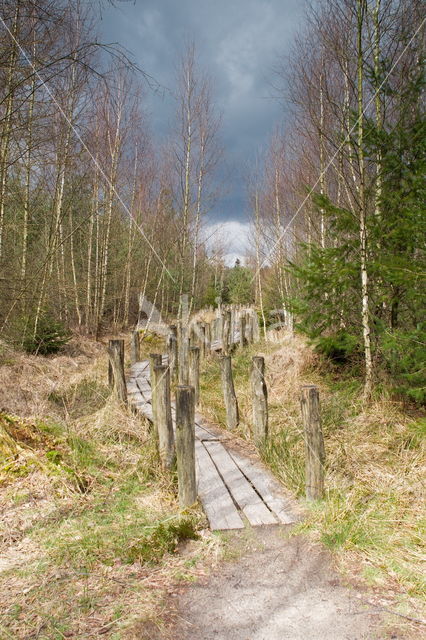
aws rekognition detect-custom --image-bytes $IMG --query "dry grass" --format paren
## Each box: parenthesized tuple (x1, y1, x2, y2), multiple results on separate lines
(0, 334, 106, 420)
(200, 333, 426, 636)
(191, 309, 216, 325)
(0, 333, 225, 639)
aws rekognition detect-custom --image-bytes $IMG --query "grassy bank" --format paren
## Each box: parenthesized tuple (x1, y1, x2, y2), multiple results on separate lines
(200, 334, 425, 631)
(0, 333, 217, 640)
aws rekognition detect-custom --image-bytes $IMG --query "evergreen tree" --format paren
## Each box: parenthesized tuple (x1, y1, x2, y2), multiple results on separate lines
(225, 260, 254, 305)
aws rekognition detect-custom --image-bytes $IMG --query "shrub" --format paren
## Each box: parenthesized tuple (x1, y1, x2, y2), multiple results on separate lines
(22, 314, 71, 355)
(381, 326, 426, 404)
(315, 331, 360, 364)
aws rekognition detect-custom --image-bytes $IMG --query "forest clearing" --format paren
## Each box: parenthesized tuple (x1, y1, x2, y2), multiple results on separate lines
(0, 0, 424, 638)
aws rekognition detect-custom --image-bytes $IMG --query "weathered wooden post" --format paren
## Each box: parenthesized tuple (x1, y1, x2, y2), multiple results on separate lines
(204, 322, 211, 355)
(108, 339, 127, 404)
(149, 353, 163, 427)
(222, 310, 231, 355)
(198, 323, 206, 358)
(220, 355, 239, 430)
(108, 338, 124, 388)
(154, 364, 175, 469)
(212, 317, 220, 342)
(167, 325, 178, 378)
(231, 306, 238, 346)
(180, 292, 189, 326)
(239, 314, 247, 348)
(245, 311, 254, 344)
(217, 313, 223, 344)
(178, 324, 189, 385)
(189, 346, 200, 406)
(130, 330, 140, 365)
(300, 385, 325, 500)
(189, 322, 197, 349)
(251, 356, 268, 443)
(175, 385, 197, 507)
(250, 309, 260, 342)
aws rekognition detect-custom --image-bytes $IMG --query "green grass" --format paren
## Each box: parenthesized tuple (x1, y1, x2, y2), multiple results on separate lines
(36, 468, 200, 569)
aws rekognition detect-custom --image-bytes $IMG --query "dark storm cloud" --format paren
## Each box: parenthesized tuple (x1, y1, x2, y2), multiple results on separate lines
(100, 0, 306, 228)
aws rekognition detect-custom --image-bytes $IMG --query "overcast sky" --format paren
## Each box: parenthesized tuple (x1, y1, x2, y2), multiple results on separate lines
(99, 0, 307, 261)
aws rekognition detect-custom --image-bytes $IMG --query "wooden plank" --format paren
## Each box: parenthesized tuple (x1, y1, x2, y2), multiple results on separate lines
(195, 424, 220, 441)
(195, 441, 244, 530)
(211, 339, 221, 352)
(134, 401, 154, 421)
(131, 363, 148, 375)
(135, 379, 152, 401)
(128, 391, 143, 400)
(229, 451, 296, 524)
(170, 404, 217, 441)
(194, 412, 220, 440)
(204, 441, 277, 526)
(141, 380, 151, 392)
(136, 379, 151, 392)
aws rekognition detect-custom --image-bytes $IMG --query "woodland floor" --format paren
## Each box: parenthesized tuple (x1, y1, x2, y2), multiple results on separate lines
(0, 330, 424, 639)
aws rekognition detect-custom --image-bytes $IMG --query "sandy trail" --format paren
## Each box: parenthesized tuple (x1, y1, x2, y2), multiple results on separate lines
(173, 528, 387, 640)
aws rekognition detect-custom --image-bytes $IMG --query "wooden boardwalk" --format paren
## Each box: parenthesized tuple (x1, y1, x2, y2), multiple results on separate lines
(127, 353, 297, 531)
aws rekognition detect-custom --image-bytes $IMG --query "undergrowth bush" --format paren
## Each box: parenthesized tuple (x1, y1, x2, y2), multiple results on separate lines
(381, 326, 426, 405)
(314, 331, 360, 364)
(21, 314, 71, 355)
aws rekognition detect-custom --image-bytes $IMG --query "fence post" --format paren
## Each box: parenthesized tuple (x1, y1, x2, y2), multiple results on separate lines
(154, 364, 175, 469)
(180, 292, 189, 326)
(231, 306, 238, 345)
(178, 324, 189, 385)
(189, 346, 200, 406)
(251, 356, 268, 443)
(300, 385, 325, 500)
(239, 314, 247, 348)
(175, 386, 197, 507)
(222, 310, 231, 355)
(108, 338, 124, 388)
(220, 355, 239, 430)
(245, 311, 253, 344)
(189, 322, 197, 349)
(198, 323, 206, 358)
(217, 313, 223, 344)
(149, 353, 163, 429)
(108, 339, 127, 405)
(213, 317, 220, 342)
(130, 330, 140, 364)
(252, 309, 260, 342)
(167, 324, 178, 378)
(204, 322, 211, 355)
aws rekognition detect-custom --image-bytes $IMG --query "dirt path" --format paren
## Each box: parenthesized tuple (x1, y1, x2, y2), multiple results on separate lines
(172, 527, 388, 640)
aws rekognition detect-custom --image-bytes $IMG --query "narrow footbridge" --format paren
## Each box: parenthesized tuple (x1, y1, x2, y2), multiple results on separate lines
(127, 355, 296, 531)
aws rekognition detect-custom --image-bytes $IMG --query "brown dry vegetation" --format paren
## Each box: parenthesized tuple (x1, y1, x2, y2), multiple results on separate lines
(0, 333, 223, 639)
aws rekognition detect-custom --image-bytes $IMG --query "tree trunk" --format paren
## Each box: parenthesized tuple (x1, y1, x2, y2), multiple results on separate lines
(357, 0, 373, 399)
